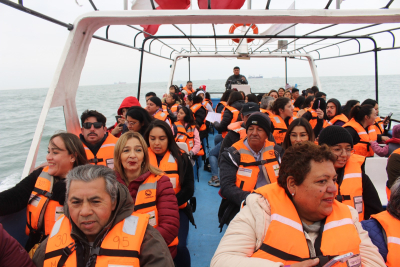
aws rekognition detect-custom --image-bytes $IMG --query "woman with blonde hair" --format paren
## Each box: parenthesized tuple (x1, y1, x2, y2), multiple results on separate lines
(114, 132, 180, 258)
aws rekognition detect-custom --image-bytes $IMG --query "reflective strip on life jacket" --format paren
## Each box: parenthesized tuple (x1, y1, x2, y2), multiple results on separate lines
(270, 115, 292, 145)
(252, 183, 361, 266)
(372, 211, 400, 267)
(26, 166, 64, 236)
(175, 121, 195, 151)
(84, 134, 118, 168)
(323, 114, 349, 128)
(44, 213, 148, 267)
(336, 154, 365, 221)
(227, 121, 247, 139)
(231, 139, 279, 192)
(343, 119, 375, 157)
(221, 105, 240, 138)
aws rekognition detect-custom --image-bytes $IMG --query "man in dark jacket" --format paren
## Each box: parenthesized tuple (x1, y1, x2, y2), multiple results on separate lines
(218, 113, 284, 231)
(225, 66, 248, 90)
(33, 165, 174, 267)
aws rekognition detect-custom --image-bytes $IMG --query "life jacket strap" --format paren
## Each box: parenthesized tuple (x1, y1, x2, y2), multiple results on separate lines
(134, 201, 157, 211)
(164, 170, 179, 175)
(33, 187, 53, 198)
(335, 195, 351, 202)
(274, 128, 288, 133)
(239, 158, 278, 167)
(44, 242, 76, 267)
(90, 247, 139, 258)
(88, 158, 104, 164)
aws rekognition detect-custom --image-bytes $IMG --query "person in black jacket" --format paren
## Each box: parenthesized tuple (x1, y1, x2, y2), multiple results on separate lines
(225, 66, 248, 90)
(144, 120, 195, 267)
(0, 132, 87, 252)
(186, 94, 207, 140)
(213, 91, 244, 135)
(318, 126, 383, 220)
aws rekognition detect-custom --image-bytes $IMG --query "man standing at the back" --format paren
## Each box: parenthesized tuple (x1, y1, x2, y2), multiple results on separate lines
(225, 66, 248, 90)
(80, 109, 118, 168)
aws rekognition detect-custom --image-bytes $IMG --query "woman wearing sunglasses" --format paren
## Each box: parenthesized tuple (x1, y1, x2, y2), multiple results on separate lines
(144, 120, 195, 267)
(0, 132, 87, 254)
(318, 126, 383, 221)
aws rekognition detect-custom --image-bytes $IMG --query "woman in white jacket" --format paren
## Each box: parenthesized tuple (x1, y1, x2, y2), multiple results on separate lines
(211, 142, 385, 267)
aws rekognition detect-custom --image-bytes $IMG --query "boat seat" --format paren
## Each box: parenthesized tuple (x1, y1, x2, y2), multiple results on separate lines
(365, 156, 388, 206)
(177, 142, 189, 154)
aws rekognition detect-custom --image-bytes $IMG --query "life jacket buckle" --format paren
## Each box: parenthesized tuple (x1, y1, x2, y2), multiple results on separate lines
(63, 242, 76, 256)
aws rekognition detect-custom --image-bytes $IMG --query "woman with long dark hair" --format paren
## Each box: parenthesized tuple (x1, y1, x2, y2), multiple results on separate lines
(125, 106, 153, 136)
(215, 90, 233, 113)
(281, 118, 315, 149)
(269, 97, 294, 145)
(342, 100, 360, 119)
(343, 104, 378, 157)
(175, 106, 201, 156)
(144, 120, 195, 267)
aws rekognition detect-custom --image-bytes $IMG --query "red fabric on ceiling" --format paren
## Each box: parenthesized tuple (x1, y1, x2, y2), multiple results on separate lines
(198, 0, 245, 9)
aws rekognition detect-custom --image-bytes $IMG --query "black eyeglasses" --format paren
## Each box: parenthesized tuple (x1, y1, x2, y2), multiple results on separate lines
(82, 122, 103, 129)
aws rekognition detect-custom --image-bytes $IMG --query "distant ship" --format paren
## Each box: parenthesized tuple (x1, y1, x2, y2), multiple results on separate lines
(248, 75, 263, 78)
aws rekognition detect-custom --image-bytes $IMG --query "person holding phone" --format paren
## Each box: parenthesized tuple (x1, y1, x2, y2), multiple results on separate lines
(302, 97, 326, 138)
(362, 99, 390, 142)
(109, 96, 141, 137)
(211, 142, 385, 267)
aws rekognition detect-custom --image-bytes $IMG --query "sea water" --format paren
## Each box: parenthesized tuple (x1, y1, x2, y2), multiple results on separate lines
(1, 75, 399, 191)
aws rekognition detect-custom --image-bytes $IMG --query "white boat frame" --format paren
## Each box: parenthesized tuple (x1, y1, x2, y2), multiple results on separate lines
(21, 9, 400, 179)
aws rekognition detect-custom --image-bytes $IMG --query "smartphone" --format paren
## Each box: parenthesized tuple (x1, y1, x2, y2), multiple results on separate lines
(115, 115, 122, 122)
(323, 252, 354, 267)
(318, 100, 320, 109)
(387, 112, 393, 118)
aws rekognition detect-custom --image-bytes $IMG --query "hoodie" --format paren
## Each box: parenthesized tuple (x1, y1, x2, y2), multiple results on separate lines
(32, 182, 174, 267)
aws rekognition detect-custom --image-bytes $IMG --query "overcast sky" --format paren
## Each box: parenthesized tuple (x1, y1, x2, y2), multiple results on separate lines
(0, 0, 399, 90)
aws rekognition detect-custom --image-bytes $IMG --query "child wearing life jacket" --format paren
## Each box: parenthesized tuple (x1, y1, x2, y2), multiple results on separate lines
(370, 124, 400, 157)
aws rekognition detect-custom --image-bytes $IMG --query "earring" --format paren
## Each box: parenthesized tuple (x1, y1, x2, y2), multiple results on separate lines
(292, 192, 295, 196)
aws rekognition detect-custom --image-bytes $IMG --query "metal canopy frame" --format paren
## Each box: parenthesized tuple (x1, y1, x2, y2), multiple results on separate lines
(1, 1, 400, 176)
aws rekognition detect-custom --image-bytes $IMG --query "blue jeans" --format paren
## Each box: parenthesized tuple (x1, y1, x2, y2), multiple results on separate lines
(209, 142, 221, 177)
(173, 210, 191, 267)
(214, 134, 223, 146)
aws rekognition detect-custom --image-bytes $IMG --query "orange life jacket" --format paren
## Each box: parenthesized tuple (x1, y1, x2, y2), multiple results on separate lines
(205, 98, 213, 107)
(308, 109, 326, 129)
(343, 118, 375, 157)
(293, 107, 299, 117)
(336, 154, 365, 221)
(182, 86, 194, 95)
(215, 101, 227, 112)
(221, 105, 240, 138)
(148, 149, 187, 209)
(227, 121, 247, 139)
(323, 113, 349, 128)
(270, 115, 293, 145)
(373, 117, 385, 135)
(260, 108, 273, 116)
(83, 133, 118, 167)
(190, 103, 207, 132)
(252, 183, 361, 266)
(169, 103, 179, 113)
(154, 109, 171, 125)
(231, 139, 279, 192)
(26, 166, 64, 236)
(43, 212, 148, 267)
(175, 121, 195, 152)
(371, 211, 400, 267)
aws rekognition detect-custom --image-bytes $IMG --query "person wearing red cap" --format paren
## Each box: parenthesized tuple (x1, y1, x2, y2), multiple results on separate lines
(109, 96, 141, 137)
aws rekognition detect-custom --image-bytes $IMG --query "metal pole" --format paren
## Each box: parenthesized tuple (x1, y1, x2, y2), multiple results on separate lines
(336, 0, 340, 9)
(374, 49, 379, 102)
(285, 57, 288, 85)
(247, 0, 251, 9)
(188, 57, 191, 81)
(137, 40, 147, 99)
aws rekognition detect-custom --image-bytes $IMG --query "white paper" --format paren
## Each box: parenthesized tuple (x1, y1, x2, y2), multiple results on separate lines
(206, 112, 221, 123)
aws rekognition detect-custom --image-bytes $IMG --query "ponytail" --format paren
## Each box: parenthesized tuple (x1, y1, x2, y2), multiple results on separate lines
(350, 104, 374, 122)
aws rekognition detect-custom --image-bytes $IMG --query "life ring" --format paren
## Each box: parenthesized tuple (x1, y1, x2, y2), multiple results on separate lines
(229, 23, 259, 43)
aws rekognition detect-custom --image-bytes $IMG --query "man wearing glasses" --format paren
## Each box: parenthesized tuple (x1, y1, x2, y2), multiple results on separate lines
(318, 126, 383, 221)
(79, 110, 118, 168)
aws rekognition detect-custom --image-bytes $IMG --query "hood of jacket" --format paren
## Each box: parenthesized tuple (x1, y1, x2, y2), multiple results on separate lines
(64, 181, 134, 246)
(118, 96, 141, 115)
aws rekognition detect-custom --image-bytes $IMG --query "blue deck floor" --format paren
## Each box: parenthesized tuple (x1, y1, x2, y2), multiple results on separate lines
(188, 131, 226, 267)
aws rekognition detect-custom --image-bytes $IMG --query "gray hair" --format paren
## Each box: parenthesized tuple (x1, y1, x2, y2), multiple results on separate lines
(387, 177, 400, 220)
(260, 96, 275, 109)
(66, 165, 118, 203)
